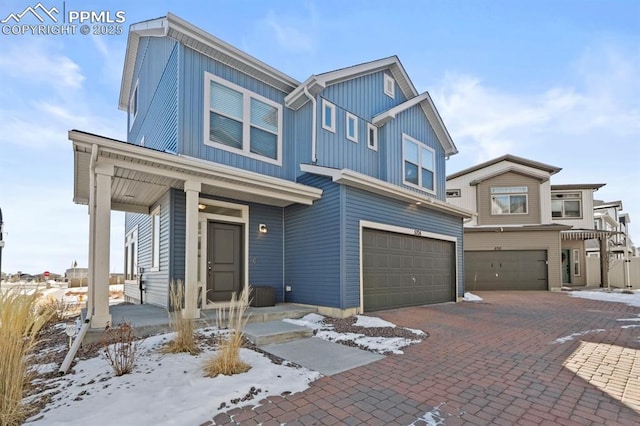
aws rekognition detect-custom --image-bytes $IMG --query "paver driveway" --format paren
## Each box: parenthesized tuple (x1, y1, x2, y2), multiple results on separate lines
(213, 292, 640, 425)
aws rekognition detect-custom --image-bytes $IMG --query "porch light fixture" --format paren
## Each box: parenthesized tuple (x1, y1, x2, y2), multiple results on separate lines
(198, 204, 207, 210)
(416, 201, 422, 205)
(259, 224, 268, 234)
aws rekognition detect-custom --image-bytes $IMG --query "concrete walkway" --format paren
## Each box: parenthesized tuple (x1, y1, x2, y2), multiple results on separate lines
(210, 292, 640, 425)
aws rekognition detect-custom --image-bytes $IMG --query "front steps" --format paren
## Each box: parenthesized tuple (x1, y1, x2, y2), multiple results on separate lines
(244, 320, 314, 345)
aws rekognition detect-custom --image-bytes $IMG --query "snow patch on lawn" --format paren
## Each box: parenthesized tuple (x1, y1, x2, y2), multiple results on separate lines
(554, 329, 606, 344)
(621, 324, 640, 329)
(569, 290, 640, 308)
(463, 292, 483, 302)
(354, 315, 395, 328)
(411, 403, 447, 425)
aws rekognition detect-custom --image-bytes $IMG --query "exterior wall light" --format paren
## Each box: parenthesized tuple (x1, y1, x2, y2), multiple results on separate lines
(198, 204, 207, 210)
(259, 224, 268, 234)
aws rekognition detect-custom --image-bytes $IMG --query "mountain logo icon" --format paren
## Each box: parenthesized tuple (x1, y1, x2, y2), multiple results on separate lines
(1, 2, 59, 24)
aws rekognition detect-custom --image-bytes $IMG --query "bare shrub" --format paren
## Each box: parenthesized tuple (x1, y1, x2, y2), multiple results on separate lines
(102, 322, 137, 376)
(0, 288, 52, 425)
(161, 281, 199, 354)
(204, 287, 251, 377)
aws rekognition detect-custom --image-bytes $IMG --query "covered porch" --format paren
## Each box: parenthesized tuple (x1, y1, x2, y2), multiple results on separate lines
(561, 229, 618, 288)
(70, 130, 322, 329)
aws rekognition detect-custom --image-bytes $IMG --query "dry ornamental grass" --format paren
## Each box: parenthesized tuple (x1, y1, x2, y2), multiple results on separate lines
(161, 281, 200, 354)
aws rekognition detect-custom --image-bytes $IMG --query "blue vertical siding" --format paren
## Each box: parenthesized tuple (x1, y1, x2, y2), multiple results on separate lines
(128, 37, 179, 148)
(382, 107, 448, 200)
(284, 175, 342, 308)
(177, 45, 296, 180)
(293, 102, 313, 175)
(344, 186, 465, 306)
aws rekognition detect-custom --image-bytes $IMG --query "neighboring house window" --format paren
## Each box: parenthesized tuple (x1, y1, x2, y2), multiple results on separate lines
(384, 74, 395, 98)
(573, 249, 580, 276)
(594, 219, 601, 230)
(490, 186, 528, 214)
(151, 207, 160, 270)
(402, 134, 435, 192)
(129, 79, 139, 130)
(446, 189, 461, 198)
(552, 193, 582, 218)
(124, 228, 138, 281)
(367, 123, 378, 151)
(322, 99, 335, 132)
(346, 112, 358, 142)
(205, 72, 282, 165)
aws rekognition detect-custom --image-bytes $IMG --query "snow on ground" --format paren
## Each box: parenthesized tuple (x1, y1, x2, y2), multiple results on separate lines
(554, 329, 607, 344)
(284, 314, 424, 354)
(28, 329, 320, 425)
(463, 292, 483, 302)
(569, 290, 640, 308)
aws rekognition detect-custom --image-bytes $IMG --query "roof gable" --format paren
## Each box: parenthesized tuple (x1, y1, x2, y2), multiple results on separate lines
(447, 154, 561, 181)
(469, 167, 551, 186)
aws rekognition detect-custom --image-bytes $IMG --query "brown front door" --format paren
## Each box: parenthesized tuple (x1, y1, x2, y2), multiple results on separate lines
(206, 221, 243, 303)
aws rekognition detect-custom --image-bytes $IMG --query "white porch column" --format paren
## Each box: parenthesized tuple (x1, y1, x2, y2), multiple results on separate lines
(184, 181, 201, 319)
(91, 164, 114, 328)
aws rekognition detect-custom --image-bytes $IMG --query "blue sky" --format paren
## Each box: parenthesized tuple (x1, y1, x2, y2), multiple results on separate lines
(0, 0, 638, 274)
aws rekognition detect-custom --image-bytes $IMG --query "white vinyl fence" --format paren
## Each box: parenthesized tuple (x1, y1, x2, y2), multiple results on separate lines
(585, 256, 640, 289)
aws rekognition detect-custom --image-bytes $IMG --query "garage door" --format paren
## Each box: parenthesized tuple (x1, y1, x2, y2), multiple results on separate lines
(362, 229, 456, 311)
(465, 250, 548, 291)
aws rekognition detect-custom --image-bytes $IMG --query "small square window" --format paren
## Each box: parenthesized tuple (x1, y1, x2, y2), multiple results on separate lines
(367, 123, 378, 151)
(446, 189, 461, 198)
(384, 74, 395, 98)
(322, 99, 335, 133)
(346, 112, 358, 143)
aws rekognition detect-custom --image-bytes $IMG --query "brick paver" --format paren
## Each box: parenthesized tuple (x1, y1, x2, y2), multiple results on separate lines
(212, 292, 640, 425)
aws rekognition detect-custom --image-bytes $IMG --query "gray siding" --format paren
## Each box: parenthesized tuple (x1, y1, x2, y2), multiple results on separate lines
(285, 175, 342, 308)
(345, 186, 465, 305)
(128, 37, 179, 148)
(477, 172, 541, 225)
(178, 45, 296, 180)
(170, 189, 185, 283)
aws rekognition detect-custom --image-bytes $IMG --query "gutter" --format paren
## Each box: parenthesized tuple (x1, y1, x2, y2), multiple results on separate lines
(58, 315, 91, 375)
(302, 87, 317, 163)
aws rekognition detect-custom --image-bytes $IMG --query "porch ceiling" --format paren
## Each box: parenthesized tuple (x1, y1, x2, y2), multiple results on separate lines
(71, 130, 323, 213)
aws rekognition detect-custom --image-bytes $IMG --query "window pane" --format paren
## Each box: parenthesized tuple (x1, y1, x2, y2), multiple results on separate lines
(421, 168, 434, 190)
(250, 98, 278, 133)
(369, 127, 375, 146)
(551, 200, 563, 217)
(491, 195, 509, 214)
(324, 105, 332, 127)
(348, 117, 355, 137)
(210, 82, 243, 120)
(250, 127, 278, 159)
(421, 148, 434, 171)
(404, 139, 418, 163)
(404, 161, 419, 185)
(565, 200, 581, 217)
(511, 195, 527, 213)
(210, 112, 243, 149)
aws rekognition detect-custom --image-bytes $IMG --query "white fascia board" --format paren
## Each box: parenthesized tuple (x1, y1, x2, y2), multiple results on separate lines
(118, 17, 168, 111)
(284, 76, 322, 109)
(300, 164, 474, 219)
(69, 130, 323, 205)
(372, 93, 430, 126)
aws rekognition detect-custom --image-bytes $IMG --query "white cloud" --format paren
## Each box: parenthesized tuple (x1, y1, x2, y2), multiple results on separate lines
(262, 9, 316, 53)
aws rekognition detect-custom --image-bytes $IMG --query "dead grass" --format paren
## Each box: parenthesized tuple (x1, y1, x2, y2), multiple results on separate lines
(0, 288, 52, 426)
(161, 281, 200, 355)
(35, 294, 75, 323)
(102, 322, 137, 376)
(204, 287, 251, 377)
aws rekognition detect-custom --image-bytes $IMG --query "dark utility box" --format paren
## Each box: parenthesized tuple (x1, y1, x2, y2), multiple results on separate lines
(250, 286, 275, 307)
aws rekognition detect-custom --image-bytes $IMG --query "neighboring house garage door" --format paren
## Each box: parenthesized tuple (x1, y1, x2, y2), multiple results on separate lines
(465, 250, 548, 291)
(362, 228, 456, 311)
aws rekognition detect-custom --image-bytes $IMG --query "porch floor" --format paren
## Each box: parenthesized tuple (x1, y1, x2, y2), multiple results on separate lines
(83, 302, 317, 344)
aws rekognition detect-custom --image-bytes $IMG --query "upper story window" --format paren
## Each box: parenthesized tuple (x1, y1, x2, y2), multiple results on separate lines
(446, 189, 461, 198)
(384, 74, 395, 98)
(403, 134, 435, 192)
(367, 123, 378, 151)
(205, 72, 282, 165)
(491, 186, 528, 214)
(129, 79, 139, 130)
(322, 99, 335, 133)
(346, 112, 358, 142)
(552, 193, 582, 218)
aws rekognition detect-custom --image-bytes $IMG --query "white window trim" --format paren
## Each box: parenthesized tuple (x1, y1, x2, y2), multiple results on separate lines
(367, 123, 378, 151)
(573, 249, 581, 276)
(203, 72, 283, 166)
(124, 226, 138, 282)
(150, 206, 160, 271)
(384, 74, 395, 98)
(402, 133, 436, 194)
(346, 112, 358, 143)
(322, 99, 335, 133)
(129, 79, 139, 130)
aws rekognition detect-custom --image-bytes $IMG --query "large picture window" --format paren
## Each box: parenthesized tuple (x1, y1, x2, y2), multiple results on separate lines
(552, 193, 582, 218)
(402, 134, 435, 192)
(491, 186, 528, 214)
(205, 72, 282, 165)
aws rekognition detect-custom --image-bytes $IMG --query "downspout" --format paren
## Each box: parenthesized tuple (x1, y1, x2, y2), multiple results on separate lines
(58, 315, 91, 375)
(302, 87, 317, 163)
